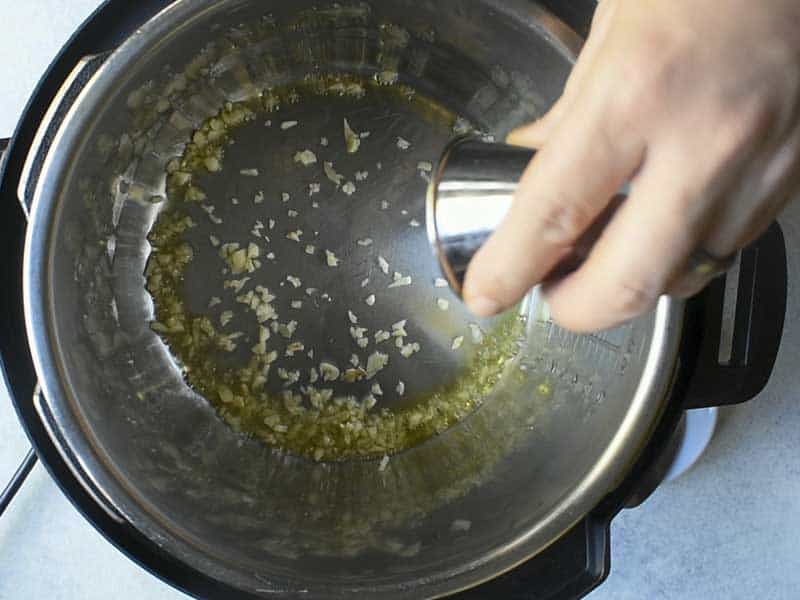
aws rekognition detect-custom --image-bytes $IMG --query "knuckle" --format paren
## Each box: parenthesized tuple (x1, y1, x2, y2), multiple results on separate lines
(736, 93, 778, 137)
(538, 201, 594, 247)
(610, 72, 663, 128)
(609, 38, 687, 122)
(610, 70, 650, 120)
(707, 94, 777, 168)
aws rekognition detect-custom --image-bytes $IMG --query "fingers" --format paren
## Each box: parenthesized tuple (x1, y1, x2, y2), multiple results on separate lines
(542, 146, 712, 332)
(541, 128, 799, 322)
(468, 0, 800, 331)
(703, 134, 800, 250)
(668, 140, 800, 300)
(472, 0, 798, 329)
(507, 0, 618, 149)
(462, 94, 645, 317)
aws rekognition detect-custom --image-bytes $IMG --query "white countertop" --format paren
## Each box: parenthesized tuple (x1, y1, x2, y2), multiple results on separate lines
(1, 2, 799, 599)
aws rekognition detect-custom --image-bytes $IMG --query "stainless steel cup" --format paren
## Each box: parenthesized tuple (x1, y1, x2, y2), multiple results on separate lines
(427, 136, 535, 294)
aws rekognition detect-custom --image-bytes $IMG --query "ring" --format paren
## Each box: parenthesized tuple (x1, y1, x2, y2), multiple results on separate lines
(687, 248, 738, 278)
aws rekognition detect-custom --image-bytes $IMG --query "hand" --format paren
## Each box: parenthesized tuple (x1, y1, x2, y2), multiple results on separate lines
(463, 0, 800, 332)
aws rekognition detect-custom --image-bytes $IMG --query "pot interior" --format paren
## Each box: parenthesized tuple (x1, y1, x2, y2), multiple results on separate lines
(26, 1, 678, 596)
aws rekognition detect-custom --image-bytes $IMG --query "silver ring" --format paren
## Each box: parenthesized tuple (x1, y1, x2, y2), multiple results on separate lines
(687, 248, 737, 278)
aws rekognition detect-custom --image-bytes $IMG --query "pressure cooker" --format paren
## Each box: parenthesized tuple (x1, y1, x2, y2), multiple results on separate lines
(0, 1, 788, 598)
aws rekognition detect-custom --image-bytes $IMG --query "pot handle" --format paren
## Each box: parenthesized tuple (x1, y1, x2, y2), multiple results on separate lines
(452, 516, 610, 599)
(4, 121, 123, 523)
(682, 222, 788, 409)
(0, 53, 110, 514)
(17, 52, 109, 215)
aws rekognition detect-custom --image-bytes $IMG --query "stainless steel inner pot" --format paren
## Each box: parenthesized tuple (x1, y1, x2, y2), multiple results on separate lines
(21, 1, 684, 597)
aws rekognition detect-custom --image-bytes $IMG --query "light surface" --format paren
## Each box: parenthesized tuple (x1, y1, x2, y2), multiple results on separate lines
(1, 2, 799, 599)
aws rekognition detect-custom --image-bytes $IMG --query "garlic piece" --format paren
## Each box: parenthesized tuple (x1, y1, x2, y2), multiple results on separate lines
(324, 161, 344, 187)
(326, 250, 341, 267)
(388, 276, 412, 289)
(294, 150, 317, 166)
(344, 118, 361, 154)
(320, 362, 340, 382)
(366, 352, 390, 379)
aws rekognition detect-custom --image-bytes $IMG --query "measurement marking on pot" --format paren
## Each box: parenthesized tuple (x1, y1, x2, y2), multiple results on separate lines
(586, 335, 621, 353)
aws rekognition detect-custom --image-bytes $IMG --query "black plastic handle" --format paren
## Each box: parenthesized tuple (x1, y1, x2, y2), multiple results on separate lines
(451, 517, 610, 599)
(682, 222, 788, 409)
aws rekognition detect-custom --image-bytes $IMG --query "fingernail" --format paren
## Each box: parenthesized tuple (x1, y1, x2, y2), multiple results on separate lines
(467, 296, 503, 317)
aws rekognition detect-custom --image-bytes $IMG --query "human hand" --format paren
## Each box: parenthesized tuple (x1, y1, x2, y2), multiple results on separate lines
(463, 0, 800, 332)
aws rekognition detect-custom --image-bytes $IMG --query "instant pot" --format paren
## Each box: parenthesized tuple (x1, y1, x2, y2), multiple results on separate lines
(0, 1, 788, 598)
